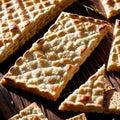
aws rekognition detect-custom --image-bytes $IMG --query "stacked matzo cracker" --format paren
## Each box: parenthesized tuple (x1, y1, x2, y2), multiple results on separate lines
(0, 0, 75, 63)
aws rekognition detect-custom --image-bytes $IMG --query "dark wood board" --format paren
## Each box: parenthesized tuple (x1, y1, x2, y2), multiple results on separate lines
(0, 0, 120, 120)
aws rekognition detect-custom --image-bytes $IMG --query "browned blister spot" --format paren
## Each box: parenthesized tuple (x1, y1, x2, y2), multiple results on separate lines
(78, 95, 90, 102)
(89, 74, 97, 81)
(34, 51, 44, 58)
(28, 115, 39, 120)
(66, 64, 74, 72)
(80, 45, 86, 55)
(87, 23, 95, 31)
(50, 84, 59, 91)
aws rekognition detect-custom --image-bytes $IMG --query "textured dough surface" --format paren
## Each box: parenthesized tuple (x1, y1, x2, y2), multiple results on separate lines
(59, 65, 105, 112)
(1, 12, 110, 101)
(0, 0, 75, 63)
(9, 102, 48, 120)
(100, 0, 120, 18)
(107, 19, 120, 71)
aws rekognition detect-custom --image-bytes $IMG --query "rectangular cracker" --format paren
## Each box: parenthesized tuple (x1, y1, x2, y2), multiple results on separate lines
(1, 12, 110, 101)
(100, 0, 120, 19)
(0, 0, 75, 63)
(9, 102, 48, 120)
(107, 19, 120, 71)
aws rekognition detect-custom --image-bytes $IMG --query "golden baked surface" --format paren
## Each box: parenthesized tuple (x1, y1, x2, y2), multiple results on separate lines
(59, 65, 105, 112)
(1, 12, 110, 101)
(107, 19, 120, 71)
(66, 113, 87, 120)
(100, 0, 120, 18)
(0, 0, 74, 63)
(9, 102, 48, 120)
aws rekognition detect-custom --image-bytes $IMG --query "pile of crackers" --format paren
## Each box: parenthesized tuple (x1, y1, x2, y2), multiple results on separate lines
(0, 0, 120, 120)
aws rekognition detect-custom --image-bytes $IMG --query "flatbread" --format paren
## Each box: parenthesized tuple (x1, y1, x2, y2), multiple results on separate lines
(1, 12, 110, 101)
(9, 102, 48, 120)
(100, 0, 120, 19)
(103, 89, 120, 114)
(59, 65, 105, 112)
(107, 19, 120, 71)
(0, 0, 75, 63)
(66, 113, 87, 120)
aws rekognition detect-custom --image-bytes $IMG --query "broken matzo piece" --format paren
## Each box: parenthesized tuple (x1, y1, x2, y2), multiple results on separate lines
(107, 19, 120, 71)
(9, 102, 48, 120)
(59, 65, 105, 112)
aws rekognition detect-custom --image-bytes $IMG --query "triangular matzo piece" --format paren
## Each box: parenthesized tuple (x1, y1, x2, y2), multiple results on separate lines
(107, 19, 120, 71)
(9, 102, 48, 120)
(100, 0, 120, 19)
(59, 65, 105, 112)
(103, 89, 120, 114)
(0, 0, 75, 63)
(1, 12, 110, 101)
(66, 113, 87, 120)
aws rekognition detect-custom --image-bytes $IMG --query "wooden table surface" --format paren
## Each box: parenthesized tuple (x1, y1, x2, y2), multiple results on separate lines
(0, 0, 120, 120)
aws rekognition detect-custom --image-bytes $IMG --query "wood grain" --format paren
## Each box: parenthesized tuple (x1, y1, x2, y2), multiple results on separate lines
(0, 0, 120, 120)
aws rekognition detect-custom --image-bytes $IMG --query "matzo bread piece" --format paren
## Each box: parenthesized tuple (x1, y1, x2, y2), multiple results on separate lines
(103, 89, 120, 114)
(59, 65, 105, 112)
(66, 113, 87, 120)
(1, 12, 110, 101)
(9, 102, 48, 120)
(100, 0, 120, 19)
(0, 0, 75, 63)
(107, 19, 120, 71)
